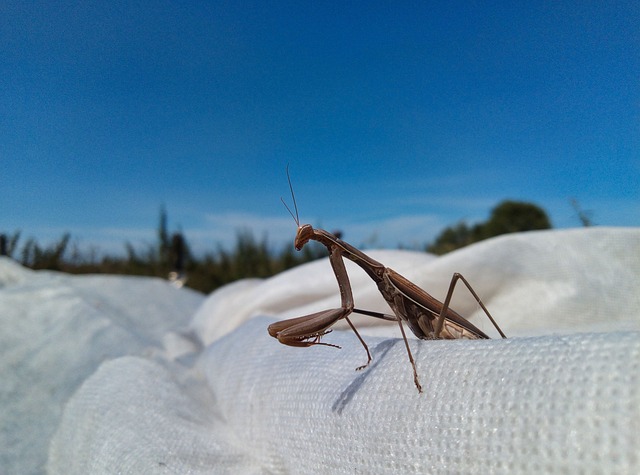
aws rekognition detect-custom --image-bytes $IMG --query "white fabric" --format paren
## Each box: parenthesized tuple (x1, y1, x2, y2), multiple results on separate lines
(0, 264, 204, 475)
(1, 228, 638, 474)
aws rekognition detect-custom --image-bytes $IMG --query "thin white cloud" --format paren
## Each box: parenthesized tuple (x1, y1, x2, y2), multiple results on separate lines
(183, 212, 299, 253)
(330, 214, 446, 249)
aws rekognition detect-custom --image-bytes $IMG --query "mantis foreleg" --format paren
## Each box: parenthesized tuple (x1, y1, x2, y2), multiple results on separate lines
(268, 244, 372, 370)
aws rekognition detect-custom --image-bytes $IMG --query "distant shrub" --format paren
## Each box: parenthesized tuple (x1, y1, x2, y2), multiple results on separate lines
(427, 200, 551, 255)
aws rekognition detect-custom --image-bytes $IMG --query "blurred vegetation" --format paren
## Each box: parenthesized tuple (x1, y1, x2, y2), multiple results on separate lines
(570, 198, 594, 227)
(426, 200, 552, 255)
(1, 199, 554, 293)
(0, 208, 326, 294)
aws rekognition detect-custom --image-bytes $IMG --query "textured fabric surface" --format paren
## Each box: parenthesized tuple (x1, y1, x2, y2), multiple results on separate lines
(49, 318, 640, 474)
(2, 228, 639, 474)
(0, 264, 204, 475)
(48, 356, 256, 474)
(204, 319, 639, 474)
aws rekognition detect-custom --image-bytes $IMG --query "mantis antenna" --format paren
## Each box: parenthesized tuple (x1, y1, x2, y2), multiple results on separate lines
(281, 164, 300, 227)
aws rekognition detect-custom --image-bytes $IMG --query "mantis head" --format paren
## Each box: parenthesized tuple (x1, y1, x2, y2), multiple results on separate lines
(294, 224, 314, 250)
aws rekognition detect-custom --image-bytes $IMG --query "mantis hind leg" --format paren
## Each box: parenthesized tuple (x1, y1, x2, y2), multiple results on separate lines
(434, 273, 507, 339)
(395, 319, 423, 393)
(352, 307, 422, 392)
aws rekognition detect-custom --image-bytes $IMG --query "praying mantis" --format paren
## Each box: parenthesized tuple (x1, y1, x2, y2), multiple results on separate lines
(268, 171, 507, 393)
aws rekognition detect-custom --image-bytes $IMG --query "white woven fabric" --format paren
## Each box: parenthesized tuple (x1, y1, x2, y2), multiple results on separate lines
(49, 320, 640, 475)
(0, 265, 204, 475)
(204, 319, 639, 474)
(2, 228, 639, 474)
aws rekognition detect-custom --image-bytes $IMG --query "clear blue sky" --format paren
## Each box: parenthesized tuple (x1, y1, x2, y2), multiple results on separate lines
(1, 1, 638, 256)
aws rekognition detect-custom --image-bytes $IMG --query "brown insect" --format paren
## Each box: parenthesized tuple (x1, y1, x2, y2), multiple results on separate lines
(268, 170, 506, 392)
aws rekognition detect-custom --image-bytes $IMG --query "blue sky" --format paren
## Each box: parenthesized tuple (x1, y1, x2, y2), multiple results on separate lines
(1, 1, 638, 256)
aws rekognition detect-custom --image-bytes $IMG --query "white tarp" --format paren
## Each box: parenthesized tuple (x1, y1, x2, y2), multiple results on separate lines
(1, 228, 638, 474)
(0, 262, 204, 475)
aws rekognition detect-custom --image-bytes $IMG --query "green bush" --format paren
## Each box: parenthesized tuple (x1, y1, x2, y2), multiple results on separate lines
(427, 200, 551, 255)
